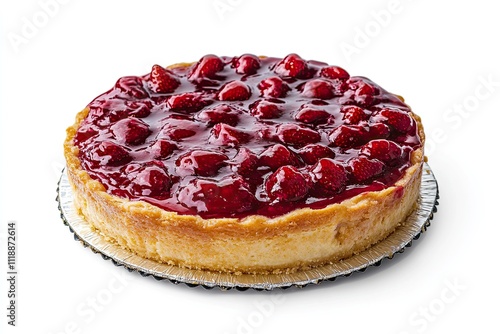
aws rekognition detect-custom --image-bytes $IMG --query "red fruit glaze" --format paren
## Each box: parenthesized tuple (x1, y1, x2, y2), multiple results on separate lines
(74, 53, 421, 218)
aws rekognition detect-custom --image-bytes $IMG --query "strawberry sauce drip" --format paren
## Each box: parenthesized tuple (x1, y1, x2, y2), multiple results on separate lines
(74, 54, 421, 218)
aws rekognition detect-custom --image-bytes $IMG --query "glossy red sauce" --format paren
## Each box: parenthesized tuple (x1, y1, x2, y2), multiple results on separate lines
(74, 54, 421, 218)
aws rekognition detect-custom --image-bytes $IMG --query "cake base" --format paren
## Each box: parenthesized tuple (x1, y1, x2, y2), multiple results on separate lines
(56, 163, 438, 290)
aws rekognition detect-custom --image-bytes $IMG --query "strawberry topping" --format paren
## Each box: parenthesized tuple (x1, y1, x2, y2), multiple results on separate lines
(75, 53, 421, 218)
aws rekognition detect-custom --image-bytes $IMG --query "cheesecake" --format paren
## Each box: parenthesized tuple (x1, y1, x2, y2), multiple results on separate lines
(64, 54, 424, 274)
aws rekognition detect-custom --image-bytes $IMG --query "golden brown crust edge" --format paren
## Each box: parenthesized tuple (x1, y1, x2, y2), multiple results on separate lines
(64, 104, 424, 274)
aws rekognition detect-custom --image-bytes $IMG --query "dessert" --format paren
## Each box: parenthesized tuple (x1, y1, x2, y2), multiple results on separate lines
(64, 54, 425, 274)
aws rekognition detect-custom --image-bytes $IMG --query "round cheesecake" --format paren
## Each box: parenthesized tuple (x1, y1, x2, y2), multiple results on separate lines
(64, 54, 425, 274)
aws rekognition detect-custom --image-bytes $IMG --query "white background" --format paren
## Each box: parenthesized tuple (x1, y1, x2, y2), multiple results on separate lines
(1, 0, 499, 333)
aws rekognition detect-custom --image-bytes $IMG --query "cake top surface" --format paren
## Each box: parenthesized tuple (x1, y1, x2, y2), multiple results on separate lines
(73, 53, 422, 219)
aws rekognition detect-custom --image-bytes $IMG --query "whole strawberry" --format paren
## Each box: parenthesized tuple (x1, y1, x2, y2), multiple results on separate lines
(149, 65, 180, 93)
